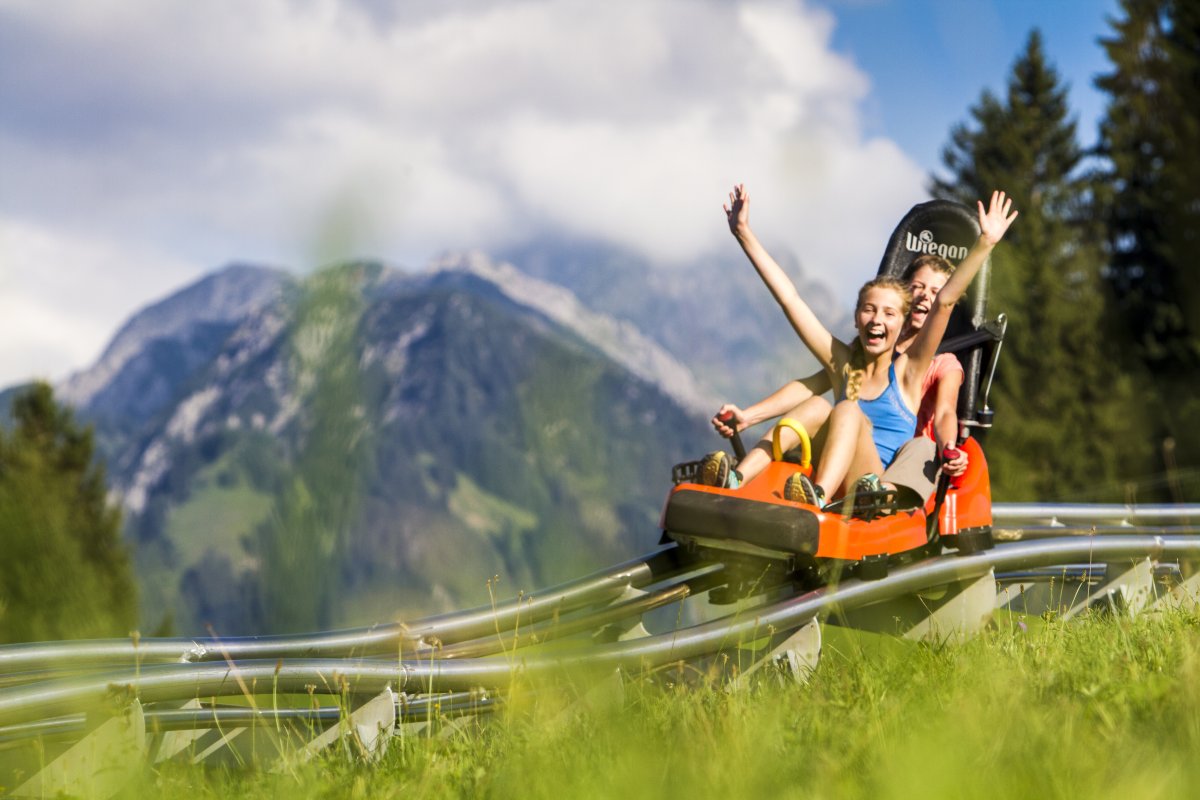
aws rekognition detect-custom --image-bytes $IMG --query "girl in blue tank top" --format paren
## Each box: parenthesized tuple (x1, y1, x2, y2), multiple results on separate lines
(854, 364, 917, 467)
(724, 184, 1017, 502)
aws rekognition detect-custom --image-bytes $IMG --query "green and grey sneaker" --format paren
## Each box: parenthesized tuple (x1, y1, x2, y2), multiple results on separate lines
(784, 473, 824, 506)
(699, 451, 741, 488)
(847, 472, 894, 519)
(853, 473, 884, 495)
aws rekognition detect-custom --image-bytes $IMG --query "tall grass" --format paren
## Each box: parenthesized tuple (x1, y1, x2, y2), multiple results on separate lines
(137, 607, 1200, 799)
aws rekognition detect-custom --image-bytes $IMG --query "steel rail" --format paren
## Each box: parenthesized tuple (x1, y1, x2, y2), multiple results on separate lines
(5, 535, 1199, 726)
(4, 509, 1191, 675)
(993, 525, 1200, 544)
(992, 503, 1200, 525)
(996, 562, 1183, 584)
(0, 692, 502, 746)
(554, 535, 1200, 674)
(398, 547, 689, 647)
(992, 524, 1200, 540)
(0, 547, 689, 675)
(435, 575, 714, 660)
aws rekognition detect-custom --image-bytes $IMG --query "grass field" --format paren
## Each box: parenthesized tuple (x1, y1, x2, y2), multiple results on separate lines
(110, 605, 1200, 799)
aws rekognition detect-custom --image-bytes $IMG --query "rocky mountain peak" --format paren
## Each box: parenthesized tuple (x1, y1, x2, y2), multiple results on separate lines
(427, 251, 714, 416)
(57, 264, 288, 409)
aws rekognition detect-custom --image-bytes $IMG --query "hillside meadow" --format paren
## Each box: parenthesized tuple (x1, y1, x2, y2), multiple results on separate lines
(98, 606, 1200, 799)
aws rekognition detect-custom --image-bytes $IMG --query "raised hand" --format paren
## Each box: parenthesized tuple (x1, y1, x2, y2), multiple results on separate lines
(977, 190, 1018, 246)
(723, 183, 750, 236)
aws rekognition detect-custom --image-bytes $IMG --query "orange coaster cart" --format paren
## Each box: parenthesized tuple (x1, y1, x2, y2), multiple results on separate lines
(661, 199, 1007, 596)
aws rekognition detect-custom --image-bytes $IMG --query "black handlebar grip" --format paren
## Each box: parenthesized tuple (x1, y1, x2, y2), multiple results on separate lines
(719, 412, 747, 462)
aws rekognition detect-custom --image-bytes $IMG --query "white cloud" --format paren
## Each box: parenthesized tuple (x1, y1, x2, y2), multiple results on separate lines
(0, 217, 205, 385)
(0, 0, 926, 387)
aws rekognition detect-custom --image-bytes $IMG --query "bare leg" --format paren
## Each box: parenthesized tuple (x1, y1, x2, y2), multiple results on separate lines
(813, 399, 884, 498)
(735, 396, 832, 484)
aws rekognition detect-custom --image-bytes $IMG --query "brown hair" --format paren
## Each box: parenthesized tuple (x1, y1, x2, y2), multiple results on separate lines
(901, 253, 955, 282)
(841, 276, 912, 401)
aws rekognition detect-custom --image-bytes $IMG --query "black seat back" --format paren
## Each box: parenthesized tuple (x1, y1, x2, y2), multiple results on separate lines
(875, 200, 994, 426)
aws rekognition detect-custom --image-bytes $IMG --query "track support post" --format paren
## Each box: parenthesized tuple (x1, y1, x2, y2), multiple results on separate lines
(11, 700, 145, 800)
(285, 686, 396, 766)
(730, 618, 821, 688)
(829, 570, 997, 643)
(1150, 559, 1200, 611)
(149, 698, 206, 763)
(593, 586, 652, 642)
(998, 558, 1154, 619)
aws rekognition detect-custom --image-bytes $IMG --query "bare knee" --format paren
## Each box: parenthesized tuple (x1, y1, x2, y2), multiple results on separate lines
(795, 396, 832, 431)
(829, 398, 864, 424)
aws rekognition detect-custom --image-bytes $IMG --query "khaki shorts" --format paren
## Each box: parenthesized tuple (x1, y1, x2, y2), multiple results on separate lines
(882, 437, 939, 503)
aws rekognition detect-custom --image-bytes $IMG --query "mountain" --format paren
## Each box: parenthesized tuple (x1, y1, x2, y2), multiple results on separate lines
(427, 251, 714, 415)
(55, 264, 290, 469)
(496, 235, 853, 405)
(41, 259, 715, 636)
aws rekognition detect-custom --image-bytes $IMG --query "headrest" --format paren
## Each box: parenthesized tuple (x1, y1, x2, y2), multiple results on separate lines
(876, 198, 988, 334)
(875, 199, 980, 280)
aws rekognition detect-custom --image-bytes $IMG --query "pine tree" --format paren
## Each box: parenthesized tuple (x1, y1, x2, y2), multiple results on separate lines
(1096, 0, 1200, 367)
(931, 30, 1152, 501)
(0, 383, 137, 642)
(1095, 0, 1200, 496)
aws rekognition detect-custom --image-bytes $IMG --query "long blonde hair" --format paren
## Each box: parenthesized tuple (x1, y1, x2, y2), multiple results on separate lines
(841, 276, 912, 401)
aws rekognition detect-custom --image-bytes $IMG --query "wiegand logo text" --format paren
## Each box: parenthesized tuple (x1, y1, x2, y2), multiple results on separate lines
(905, 230, 969, 261)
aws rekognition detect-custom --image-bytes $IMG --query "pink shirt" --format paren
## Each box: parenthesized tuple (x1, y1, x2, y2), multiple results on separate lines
(916, 353, 963, 440)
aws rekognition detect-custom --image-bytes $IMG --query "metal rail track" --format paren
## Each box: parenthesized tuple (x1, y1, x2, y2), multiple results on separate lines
(3, 533, 1200, 726)
(2, 503, 1199, 794)
(992, 503, 1198, 538)
(0, 548, 695, 676)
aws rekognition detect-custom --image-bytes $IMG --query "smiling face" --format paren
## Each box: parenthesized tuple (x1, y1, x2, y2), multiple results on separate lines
(906, 265, 949, 331)
(855, 285, 909, 355)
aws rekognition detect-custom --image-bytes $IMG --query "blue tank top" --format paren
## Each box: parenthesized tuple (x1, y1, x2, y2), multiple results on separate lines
(856, 364, 917, 467)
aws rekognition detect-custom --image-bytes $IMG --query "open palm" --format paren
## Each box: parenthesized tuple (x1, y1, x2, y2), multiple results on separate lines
(723, 184, 751, 235)
(978, 190, 1018, 246)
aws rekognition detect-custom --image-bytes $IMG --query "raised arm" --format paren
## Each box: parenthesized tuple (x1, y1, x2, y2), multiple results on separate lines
(903, 190, 1018, 384)
(725, 184, 847, 373)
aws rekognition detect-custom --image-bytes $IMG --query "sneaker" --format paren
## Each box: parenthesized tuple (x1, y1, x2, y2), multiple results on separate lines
(784, 473, 823, 506)
(848, 473, 894, 520)
(853, 473, 884, 495)
(699, 451, 742, 488)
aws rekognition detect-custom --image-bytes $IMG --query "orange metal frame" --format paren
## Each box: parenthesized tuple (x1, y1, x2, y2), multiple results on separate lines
(666, 435, 992, 562)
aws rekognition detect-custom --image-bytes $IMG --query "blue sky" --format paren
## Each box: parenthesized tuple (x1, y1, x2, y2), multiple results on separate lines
(0, 0, 1124, 388)
(826, 0, 1120, 172)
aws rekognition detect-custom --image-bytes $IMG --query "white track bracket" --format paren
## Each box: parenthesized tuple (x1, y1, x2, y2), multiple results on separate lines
(149, 698, 205, 763)
(831, 570, 997, 644)
(187, 724, 249, 765)
(1063, 558, 1154, 619)
(288, 687, 396, 765)
(396, 693, 442, 739)
(166, 707, 288, 767)
(11, 700, 145, 800)
(730, 618, 821, 689)
(593, 585, 652, 642)
(1151, 560, 1200, 611)
(999, 559, 1154, 619)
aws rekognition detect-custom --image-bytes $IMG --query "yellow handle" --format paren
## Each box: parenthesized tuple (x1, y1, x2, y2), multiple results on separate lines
(771, 418, 812, 468)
